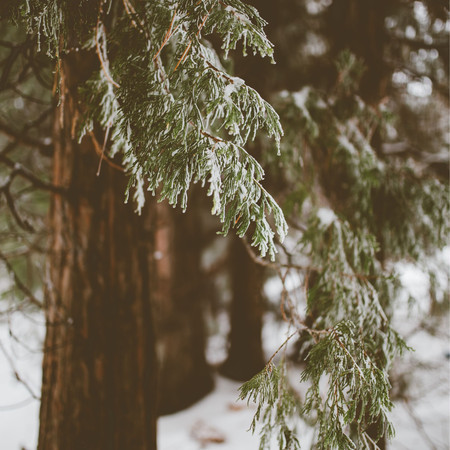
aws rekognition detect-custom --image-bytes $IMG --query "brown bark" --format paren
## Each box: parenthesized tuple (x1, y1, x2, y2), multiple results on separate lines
(153, 197, 213, 415)
(220, 236, 265, 381)
(38, 53, 157, 450)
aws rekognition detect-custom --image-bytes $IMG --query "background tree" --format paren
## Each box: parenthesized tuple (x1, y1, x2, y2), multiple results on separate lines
(235, 1, 448, 449)
(154, 195, 214, 415)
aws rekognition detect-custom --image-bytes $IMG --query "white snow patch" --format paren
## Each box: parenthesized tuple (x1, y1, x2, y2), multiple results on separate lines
(158, 376, 260, 450)
(1, 248, 449, 449)
(407, 79, 432, 97)
(292, 87, 312, 121)
(224, 6, 250, 24)
(317, 207, 337, 227)
(223, 77, 244, 102)
(392, 70, 409, 85)
(0, 310, 44, 450)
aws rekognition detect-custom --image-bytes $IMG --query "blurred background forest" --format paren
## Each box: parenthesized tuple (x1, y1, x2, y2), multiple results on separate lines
(0, 0, 448, 449)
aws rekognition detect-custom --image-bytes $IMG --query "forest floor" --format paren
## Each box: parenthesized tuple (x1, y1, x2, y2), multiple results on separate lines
(0, 254, 449, 450)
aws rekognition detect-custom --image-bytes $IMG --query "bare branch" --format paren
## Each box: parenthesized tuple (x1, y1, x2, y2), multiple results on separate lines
(0, 176, 35, 232)
(0, 338, 40, 400)
(0, 251, 43, 309)
(0, 154, 65, 194)
(0, 120, 53, 156)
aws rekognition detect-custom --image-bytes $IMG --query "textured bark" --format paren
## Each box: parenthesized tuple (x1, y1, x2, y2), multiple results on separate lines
(220, 236, 265, 381)
(153, 198, 213, 415)
(38, 53, 157, 450)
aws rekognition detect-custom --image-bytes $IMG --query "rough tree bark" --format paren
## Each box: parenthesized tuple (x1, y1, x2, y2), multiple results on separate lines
(38, 53, 158, 450)
(153, 196, 213, 415)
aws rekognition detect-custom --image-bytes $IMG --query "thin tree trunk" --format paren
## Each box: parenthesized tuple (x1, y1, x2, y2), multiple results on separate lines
(220, 236, 265, 381)
(38, 53, 157, 450)
(154, 197, 213, 415)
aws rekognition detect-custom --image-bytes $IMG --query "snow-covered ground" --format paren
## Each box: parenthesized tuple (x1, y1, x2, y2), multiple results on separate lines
(0, 254, 449, 450)
(0, 308, 43, 450)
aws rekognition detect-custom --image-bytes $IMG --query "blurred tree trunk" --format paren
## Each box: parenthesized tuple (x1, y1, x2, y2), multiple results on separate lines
(327, 0, 390, 103)
(220, 236, 265, 381)
(38, 53, 158, 450)
(154, 197, 213, 415)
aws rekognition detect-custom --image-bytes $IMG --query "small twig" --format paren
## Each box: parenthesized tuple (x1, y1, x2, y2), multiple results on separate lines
(9, 85, 51, 105)
(0, 120, 53, 155)
(279, 269, 290, 322)
(153, 8, 178, 61)
(0, 176, 35, 232)
(267, 330, 298, 366)
(174, 40, 192, 71)
(96, 123, 111, 176)
(174, 7, 213, 72)
(332, 330, 366, 381)
(362, 430, 383, 450)
(204, 60, 235, 83)
(122, 0, 148, 37)
(0, 397, 35, 411)
(0, 339, 40, 400)
(89, 131, 124, 172)
(0, 251, 44, 309)
(0, 155, 66, 194)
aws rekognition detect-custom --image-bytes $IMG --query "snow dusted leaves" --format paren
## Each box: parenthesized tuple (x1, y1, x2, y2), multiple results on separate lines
(108, 1, 286, 258)
(52, 0, 288, 258)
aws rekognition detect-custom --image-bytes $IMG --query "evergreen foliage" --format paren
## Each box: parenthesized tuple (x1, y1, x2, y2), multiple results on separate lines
(18, 0, 287, 259)
(239, 362, 301, 450)
(240, 49, 447, 449)
(274, 51, 448, 260)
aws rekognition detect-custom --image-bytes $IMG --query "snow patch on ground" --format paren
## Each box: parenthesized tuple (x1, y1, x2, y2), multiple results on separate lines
(0, 310, 43, 450)
(159, 376, 260, 450)
(0, 252, 449, 449)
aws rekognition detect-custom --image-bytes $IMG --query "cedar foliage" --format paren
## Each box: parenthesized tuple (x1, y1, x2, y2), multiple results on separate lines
(239, 28, 448, 450)
(19, 0, 287, 259)
(1, 1, 449, 449)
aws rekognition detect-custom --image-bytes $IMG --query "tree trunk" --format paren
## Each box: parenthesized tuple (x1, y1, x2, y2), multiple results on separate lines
(153, 197, 213, 415)
(38, 53, 157, 450)
(220, 236, 265, 381)
(327, 0, 390, 104)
